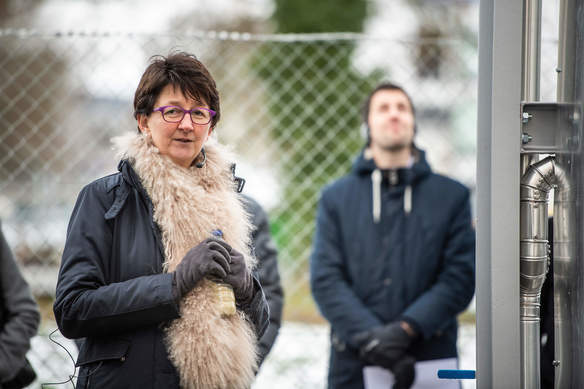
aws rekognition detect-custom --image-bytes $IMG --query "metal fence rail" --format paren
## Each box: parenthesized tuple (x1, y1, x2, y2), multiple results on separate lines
(0, 29, 482, 387)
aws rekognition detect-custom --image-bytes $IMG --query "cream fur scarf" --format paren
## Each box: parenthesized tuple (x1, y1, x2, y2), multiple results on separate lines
(113, 132, 257, 389)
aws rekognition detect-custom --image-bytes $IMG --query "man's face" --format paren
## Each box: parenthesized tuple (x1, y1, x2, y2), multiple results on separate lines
(367, 89, 415, 152)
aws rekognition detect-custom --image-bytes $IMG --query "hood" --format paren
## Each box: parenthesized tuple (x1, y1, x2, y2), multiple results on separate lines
(352, 147, 432, 184)
(351, 147, 432, 223)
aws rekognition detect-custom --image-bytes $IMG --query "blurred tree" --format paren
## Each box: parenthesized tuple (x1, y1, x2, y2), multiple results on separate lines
(0, 0, 72, 271)
(405, 0, 478, 80)
(272, 0, 366, 33)
(0, 0, 69, 185)
(0, 0, 35, 21)
(0, 44, 68, 181)
(253, 0, 383, 303)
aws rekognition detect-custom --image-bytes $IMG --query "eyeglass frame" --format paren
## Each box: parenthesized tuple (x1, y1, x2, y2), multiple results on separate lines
(152, 105, 217, 125)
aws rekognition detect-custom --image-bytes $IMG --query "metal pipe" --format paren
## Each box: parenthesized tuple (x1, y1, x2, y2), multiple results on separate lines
(521, 0, 542, 102)
(520, 156, 568, 389)
(521, 154, 539, 176)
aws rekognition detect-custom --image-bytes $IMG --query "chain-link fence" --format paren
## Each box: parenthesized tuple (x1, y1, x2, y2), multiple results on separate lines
(0, 28, 482, 387)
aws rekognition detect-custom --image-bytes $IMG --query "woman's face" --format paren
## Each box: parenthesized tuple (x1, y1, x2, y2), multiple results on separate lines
(138, 84, 214, 168)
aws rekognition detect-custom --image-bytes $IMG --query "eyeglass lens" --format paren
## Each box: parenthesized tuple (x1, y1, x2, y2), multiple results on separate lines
(162, 106, 211, 124)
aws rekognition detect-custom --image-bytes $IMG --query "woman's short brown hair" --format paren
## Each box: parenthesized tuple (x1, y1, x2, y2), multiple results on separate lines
(133, 52, 220, 128)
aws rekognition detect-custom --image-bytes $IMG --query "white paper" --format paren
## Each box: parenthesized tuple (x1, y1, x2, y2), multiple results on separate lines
(363, 357, 461, 389)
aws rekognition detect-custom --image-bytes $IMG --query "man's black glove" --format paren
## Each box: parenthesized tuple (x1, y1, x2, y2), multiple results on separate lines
(391, 354, 416, 389)
(353, 321, 415, 370)
(223, 247, 254, 305)
(172, 237, 232, 299)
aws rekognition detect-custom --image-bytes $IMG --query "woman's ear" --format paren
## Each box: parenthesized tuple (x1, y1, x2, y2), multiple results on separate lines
(207, 125, 214, 137)
(137, 114, 149, 135)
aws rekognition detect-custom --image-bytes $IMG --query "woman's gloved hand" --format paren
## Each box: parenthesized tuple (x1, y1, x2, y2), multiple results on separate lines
(223, 247, 254, 305)
(172, 237, 232, 299)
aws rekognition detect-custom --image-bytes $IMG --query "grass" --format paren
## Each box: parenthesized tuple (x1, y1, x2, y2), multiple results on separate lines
(282, 280, 326, 324)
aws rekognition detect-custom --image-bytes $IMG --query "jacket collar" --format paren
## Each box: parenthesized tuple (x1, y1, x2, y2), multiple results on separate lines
(352, 146, 431, 186)
(353, 147, 431, 223)
(118, 160, 148, 196)
(104, 160, 151, 221)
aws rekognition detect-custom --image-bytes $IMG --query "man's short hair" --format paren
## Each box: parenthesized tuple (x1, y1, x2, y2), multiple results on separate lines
(361, 82, 416, 127)
(133, 52, 220, 128)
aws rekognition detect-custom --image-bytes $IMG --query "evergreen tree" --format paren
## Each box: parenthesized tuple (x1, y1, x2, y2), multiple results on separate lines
(254, 0, 383, 310)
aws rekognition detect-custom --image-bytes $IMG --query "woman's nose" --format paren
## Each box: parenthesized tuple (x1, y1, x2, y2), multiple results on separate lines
(178, 113, 195, 131)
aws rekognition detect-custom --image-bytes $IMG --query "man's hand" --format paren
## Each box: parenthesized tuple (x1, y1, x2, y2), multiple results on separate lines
(352, 321, 415, 369)
(391, 355, 416, 389)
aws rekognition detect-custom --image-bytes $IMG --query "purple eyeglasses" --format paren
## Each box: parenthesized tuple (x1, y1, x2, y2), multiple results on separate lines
(153, 105, 216, 125)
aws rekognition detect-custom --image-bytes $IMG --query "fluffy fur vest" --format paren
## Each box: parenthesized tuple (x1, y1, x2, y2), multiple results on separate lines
(113, 132, 257, 389)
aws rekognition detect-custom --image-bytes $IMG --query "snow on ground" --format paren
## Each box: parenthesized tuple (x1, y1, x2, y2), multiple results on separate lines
(254, 322, 476, 389)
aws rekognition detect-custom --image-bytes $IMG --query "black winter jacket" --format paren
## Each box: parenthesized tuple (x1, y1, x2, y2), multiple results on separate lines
(310, 149, 475, 387)
(54, 161, 269, 389)
(242, 195, 284, 367)
(0, 222, 40, 386)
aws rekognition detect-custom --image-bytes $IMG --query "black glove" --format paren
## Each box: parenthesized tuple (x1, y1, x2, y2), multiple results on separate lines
(223, 247, 254, 305)
(353, 321, 414, 370)
(172, 237, 231, 299)
(391, 355, 416, 389)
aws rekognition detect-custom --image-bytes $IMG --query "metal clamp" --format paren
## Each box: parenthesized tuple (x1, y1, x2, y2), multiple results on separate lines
(520, 102, 581, 153)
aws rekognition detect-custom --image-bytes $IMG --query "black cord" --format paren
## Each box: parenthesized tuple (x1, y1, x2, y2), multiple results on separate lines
(39, 328, 77, 388)
(41, 328, 103, 388)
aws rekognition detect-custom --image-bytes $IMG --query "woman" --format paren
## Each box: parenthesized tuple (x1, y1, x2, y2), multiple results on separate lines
(54, 52, 269, 389)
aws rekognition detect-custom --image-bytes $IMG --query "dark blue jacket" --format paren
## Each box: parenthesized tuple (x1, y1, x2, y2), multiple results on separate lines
(310, 149, 475, 386)
(54, 161, 269, 389)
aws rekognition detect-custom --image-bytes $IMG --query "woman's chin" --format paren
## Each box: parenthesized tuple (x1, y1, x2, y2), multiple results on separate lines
(166, 147, 199, 167)
(167, 153, 196, 168)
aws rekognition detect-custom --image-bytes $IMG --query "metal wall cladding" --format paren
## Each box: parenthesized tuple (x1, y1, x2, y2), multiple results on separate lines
(553, 1, 584, 386)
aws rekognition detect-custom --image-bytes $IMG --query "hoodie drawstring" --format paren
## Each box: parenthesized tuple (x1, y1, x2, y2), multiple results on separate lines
(372, 169, 413, 222)
(372, 169, 381, 223)
(404, 185, 412, 215)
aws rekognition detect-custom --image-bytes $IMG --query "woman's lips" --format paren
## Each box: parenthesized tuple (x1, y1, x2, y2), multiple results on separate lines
(174, 138, 194, 143)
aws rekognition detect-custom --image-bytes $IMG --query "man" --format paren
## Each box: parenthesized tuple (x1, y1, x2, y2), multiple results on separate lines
(0, 221, 40, 388)
(310, 83, 475, 389)
(241, 194, 284, 368)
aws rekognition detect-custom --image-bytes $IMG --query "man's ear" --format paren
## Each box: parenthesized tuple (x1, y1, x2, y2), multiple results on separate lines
(137, 114, 149, 134)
